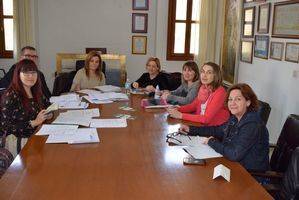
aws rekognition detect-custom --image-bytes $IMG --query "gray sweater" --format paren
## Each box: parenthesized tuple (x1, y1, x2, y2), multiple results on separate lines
(166, 80, 199, 105)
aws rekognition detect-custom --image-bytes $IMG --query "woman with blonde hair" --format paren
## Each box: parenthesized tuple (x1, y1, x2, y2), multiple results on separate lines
(71, 51, 105, 91)
(132, 57, 169, 93)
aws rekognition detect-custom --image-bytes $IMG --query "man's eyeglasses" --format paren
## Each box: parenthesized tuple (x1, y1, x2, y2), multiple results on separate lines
(23, 54, 38, 59)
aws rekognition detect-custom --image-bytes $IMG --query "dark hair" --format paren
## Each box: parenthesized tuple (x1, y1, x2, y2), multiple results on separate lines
(7, 59, 43, 111)
(200, 62, 223, 91)
(182, 61, 200, 83)
(84, 51, 103, 80)
(21, 46, 36, 55)
(226, 83, 259, 112)
(146, 57, 161, 71)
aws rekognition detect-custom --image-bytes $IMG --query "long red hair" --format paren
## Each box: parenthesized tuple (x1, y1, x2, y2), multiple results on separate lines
(7, 59, 44, 111)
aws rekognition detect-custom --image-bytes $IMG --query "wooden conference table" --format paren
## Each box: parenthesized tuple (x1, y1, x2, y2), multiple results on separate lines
(0, 94, 272, 200)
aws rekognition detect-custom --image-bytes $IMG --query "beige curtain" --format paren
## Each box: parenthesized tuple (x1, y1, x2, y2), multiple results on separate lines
(196, 0, 223, 67)
(13, 0, 34, 59)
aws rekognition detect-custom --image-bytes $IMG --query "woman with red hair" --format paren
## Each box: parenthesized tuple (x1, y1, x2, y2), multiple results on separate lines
(1, 59, 51, 142)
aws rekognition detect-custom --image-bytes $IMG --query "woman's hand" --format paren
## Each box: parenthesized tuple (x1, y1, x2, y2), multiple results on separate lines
(202, 136, 214, 145)
(161, 90, 170, 100)
(179, 124, 190, 134)
(145, 85, 156, 93)
(31, 110, 49, 128)
(132, 82, 139, 89)
(73, 84, 81, 92)
(166, 107, 183, 119)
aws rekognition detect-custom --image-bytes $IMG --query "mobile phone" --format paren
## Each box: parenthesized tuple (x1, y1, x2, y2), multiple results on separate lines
(183, 157, 206, 165)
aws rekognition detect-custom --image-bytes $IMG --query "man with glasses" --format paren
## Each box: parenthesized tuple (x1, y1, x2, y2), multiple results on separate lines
(0, 46, 51, 99)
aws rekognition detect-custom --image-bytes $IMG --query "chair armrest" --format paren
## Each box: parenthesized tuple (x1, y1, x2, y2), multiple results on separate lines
(250, 170, 283, 179)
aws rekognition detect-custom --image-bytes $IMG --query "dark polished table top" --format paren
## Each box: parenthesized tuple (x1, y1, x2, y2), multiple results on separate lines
(0, 94, 272, 200)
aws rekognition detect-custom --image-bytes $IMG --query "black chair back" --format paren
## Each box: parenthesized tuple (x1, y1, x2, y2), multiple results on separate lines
(258, 100, 271, 125)
(270, 114, 299, 172)
(280, 147, 299, 200)
(164, 72, 181, 91)
(52, 71, 77, 96)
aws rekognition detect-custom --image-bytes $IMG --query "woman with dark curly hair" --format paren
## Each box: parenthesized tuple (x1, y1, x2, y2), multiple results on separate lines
(180, 83, 269, 172)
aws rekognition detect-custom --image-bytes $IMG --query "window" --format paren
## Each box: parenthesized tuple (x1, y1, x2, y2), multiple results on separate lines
(0, 0, 13, 58)
(167, 0, 200, 61)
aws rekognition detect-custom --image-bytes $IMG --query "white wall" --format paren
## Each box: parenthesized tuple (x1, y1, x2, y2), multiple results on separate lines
(239, 0, 299, 143)
(36, 0, 159, 91)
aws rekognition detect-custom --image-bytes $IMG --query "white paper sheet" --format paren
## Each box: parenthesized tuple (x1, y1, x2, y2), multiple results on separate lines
(213, 164, 231, 182)
(50, 93, 80, 103)
(183, 145, 223, 159)
(60, 108, 100, 118)
(94, 85, 121, 93)
(52, 115, 91, 127)
(90, 118, 127, 128)
(46, 128, 99, 144)
(83, 96, 113, 104)
(36, 124, 79, 135)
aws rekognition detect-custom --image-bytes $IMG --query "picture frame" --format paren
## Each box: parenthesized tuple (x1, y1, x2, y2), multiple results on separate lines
(254, 35, 269, 59)
(269, 42, 284, 61)
(272, 0, 299, 39)
(285, 43, 299, 63)
(132, 0, 149, 10)
(132, 35, 147, 55)
(242, 7, 255, 38)
(240, 40, 253, 63)
(257, 3, 271, 33)
(132, 13, 148, 33)
(85, 48, 107, 54)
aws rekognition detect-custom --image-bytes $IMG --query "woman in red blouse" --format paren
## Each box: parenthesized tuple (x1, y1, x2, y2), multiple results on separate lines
(166, 62, 229, 126)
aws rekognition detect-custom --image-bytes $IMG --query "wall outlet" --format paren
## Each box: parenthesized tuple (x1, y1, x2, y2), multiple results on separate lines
(293, 70, 299, 78)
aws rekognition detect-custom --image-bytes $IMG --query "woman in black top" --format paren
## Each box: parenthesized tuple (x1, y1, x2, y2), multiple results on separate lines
(1, 59, 52, 138)
(132, 57, 169, 93)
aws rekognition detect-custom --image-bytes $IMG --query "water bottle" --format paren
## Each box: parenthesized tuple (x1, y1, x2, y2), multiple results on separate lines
(125, 78, 131, 95)
(154, 85, 160, 99)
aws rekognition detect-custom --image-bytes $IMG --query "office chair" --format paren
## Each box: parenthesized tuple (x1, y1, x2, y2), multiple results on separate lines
(263, 147, 299, 199)
(251, 114, 299, 177)
(258, 100, 271, 125)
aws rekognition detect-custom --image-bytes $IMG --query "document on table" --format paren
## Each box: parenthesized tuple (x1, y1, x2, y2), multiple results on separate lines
(90, 118, 127, 128)
(50, 93, 80, 103)
(167, 135, 206, 147)
(183, 145, 223, 159)
(58, 101, 89, 109)
(36, 124, 79, 135)
(46, 128, 99, 144)
(94, 85, 121, 92)
(83, 96, 113, 104)
(52, 114, 91, 127)
(60, 108, 100, 118)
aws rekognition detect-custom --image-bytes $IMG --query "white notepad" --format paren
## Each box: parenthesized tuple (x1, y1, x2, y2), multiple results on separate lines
(36, 124, 79, 135)
(90, 118, 127, 128)
(46, 128, 99, 144)
(183, 145, 223, 159)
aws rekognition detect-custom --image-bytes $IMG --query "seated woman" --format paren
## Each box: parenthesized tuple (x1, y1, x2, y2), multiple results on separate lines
(132, 57, 169, 93)
(167, 62, 229, 126)
(71, 51, 105, 91)
(161, 61, 200, 105)
(0, 59, 52, 147)
(180, 83, 269, 172)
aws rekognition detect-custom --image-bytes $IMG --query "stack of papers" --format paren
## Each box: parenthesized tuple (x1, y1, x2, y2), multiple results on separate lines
(88, 92, 129, 102)
(36, 124, 79, 135)
(52, 108, 100, 127)
(46, 128, 99, 144)
(50, 94, 88, 109)
(94, 85, 121, 92)
(183, 145, 223, 159)
(90, 118, 127, 128)
(83, 96, 113, 104)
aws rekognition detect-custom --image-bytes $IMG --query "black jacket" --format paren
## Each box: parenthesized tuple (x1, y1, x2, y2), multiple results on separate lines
(0, 64, 51, 99)
(189, 111, 270, 172)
